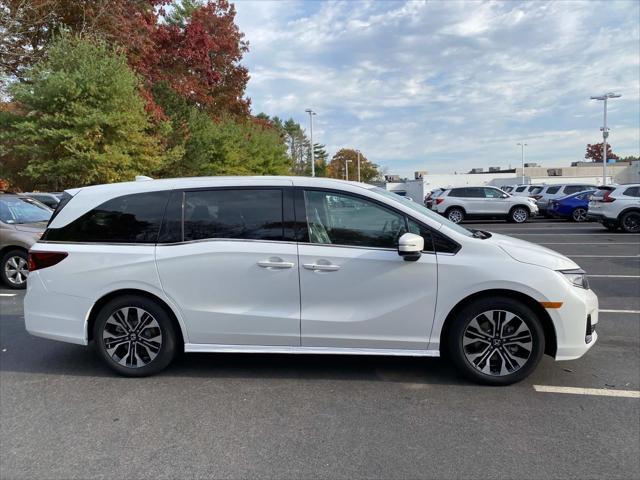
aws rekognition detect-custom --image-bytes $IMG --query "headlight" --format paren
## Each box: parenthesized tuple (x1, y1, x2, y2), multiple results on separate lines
(560, 269, 589, 289)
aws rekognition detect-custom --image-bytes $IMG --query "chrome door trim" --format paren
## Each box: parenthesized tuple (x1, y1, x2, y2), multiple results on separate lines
(185, 343, 439, 357)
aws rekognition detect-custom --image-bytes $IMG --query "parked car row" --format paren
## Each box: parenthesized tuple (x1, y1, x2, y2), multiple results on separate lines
(423, 183, 640, 232)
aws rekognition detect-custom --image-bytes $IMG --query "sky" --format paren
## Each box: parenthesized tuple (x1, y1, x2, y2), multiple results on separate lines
(234, 0, 640, 177)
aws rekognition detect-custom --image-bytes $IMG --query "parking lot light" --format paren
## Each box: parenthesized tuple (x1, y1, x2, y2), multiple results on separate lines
(517, 142, 527, 183)
(590, 93, 621, 185)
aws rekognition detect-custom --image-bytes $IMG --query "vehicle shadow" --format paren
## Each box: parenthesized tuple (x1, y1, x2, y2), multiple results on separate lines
(0, 333, 469, 386)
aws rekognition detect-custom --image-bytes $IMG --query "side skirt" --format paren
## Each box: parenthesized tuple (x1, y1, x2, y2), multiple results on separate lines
(184, 344, 440, 357)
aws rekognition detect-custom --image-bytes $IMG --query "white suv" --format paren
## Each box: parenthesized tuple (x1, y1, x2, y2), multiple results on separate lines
(25, 176, 597, 385)
(511, 185, 544, 197)
(435, 186, 538, 223)
(587, 184, 640, 233)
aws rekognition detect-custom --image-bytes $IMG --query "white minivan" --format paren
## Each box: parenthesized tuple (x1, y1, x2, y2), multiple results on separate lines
(25, 177, 598, 385)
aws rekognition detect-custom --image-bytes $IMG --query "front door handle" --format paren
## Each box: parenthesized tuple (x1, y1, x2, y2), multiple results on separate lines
(303, 263, 340, 272)
(258, 259, 294, 269)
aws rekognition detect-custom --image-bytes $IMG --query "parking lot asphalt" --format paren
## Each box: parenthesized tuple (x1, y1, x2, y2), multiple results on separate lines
(1, 219, 638, 479)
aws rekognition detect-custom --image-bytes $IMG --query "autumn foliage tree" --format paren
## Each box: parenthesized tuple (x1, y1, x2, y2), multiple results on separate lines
(328, 149, 381, 182)
(585, 142, 619, 163)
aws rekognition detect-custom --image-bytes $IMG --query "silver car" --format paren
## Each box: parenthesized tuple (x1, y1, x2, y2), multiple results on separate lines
(587, 184, 640, 233)
(0, 194, 52, 288)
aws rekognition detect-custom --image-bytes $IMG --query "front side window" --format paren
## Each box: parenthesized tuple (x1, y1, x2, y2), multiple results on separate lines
(303, 190, 406, 248)
(483, 188, 504, 198)
(546, 186, 561, 194)
(183, 189, 283, 242)
(43, 191, 169, 243)
(0, 197, 52, 224)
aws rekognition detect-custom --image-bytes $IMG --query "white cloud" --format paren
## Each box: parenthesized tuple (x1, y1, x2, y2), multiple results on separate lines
(234, 0, 640, 176)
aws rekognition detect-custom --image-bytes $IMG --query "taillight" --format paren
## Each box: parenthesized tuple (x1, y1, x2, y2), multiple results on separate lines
(28, 251, 68, 271)
(602, 191, 615, 202)
(436, 198, 445, 205)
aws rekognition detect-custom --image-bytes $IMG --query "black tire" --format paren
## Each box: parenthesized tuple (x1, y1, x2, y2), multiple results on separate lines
(570, 207, 588, 222)
(620, 211, 640, 233)
(604, 223, 618, 232)
(1, 249, 28, 289)
(446, 207, 465, 224)
(447, 297, 545, 385)
(508, 206, 529, 223)
(93, 295, 178, 377)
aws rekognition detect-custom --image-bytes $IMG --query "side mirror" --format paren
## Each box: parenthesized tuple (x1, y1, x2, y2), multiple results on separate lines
(397, 233, 424, 261)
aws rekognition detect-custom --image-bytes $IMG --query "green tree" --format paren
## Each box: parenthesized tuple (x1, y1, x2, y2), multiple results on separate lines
(155, 86, 290, 177)
(0, 35, 161, 189)
(313, 143, 328, 177)
(328, 148, 380, 182)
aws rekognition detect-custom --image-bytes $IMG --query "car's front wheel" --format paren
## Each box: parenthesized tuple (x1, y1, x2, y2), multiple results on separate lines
(620, 211, 640, 233)
(571, 207, 588, 222)
(1, 249, 29, 289)
(447, 297, 545, 385)
(93, 295, 178, 377)
(508, 206, 529, 223)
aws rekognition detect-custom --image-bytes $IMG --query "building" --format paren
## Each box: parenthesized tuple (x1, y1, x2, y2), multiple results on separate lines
(384, 161, 640, 202)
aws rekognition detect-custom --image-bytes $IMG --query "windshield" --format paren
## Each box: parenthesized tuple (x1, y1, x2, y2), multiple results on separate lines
(0, 197, 52, 224)
(370, 186, 473, 237)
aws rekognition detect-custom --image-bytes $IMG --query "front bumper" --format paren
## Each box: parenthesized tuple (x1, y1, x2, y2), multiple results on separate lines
(552, 285, 599, 361)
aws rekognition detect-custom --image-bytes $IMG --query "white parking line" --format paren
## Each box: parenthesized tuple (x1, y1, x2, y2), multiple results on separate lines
(0, 293, 17, 297)
(588, 275, 640, 278)
(539, 242, 640, 245)
(533, 385, 640, 398)
(599, 309, 640, 314)
(568, 255, 640, 258)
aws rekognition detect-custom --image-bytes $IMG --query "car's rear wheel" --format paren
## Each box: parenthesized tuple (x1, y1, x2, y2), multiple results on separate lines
(446, 207, 465, 224)
(447, 297, 545, 385)
(509, 206, 529, 223)
(620, 211, 640, 233)
(571, 207, 588, 222)
(1, 249, 29, 289)
(93, 295, 177, 377)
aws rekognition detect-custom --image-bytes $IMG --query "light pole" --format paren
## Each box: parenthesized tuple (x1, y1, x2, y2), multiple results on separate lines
(590, 93, 621, 185)
(517, 142, 527, 184)
(345, 159, 351, 180)
(305, 109, 316, 177)
(356, 150, 361, 182)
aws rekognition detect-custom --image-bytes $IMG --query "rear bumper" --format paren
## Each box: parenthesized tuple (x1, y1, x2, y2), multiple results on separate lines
(24, 272, 91, 345)
(586, 212, 617, 225)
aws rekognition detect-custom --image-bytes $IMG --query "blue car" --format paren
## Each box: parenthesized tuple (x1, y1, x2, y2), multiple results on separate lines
(548, 189, 596, 222)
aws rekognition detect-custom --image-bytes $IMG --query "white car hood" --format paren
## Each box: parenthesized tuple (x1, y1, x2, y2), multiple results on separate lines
(489, 233, 579, 271)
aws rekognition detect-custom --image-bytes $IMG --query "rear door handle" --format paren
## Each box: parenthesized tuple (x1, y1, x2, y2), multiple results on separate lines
(303, 263, 340, 272)
(257, 259, 294, 269)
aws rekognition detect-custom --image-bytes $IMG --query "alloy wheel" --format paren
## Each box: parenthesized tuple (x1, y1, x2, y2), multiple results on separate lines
(462, 309, 533, 376)
(448, 209, 463, 224)
(512, 208, 528, 223)
(622, 212, 640, 233)
(572, 208, 587, 222)
(102, 307, 163, 368)
(4, 255, 28, 287)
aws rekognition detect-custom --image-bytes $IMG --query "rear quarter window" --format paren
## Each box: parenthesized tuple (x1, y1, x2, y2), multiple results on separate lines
(43, 191, 170, 243)
(622, 186, 640, 197)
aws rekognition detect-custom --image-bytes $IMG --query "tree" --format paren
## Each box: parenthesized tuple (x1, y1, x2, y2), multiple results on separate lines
(313, 143, 328, 177)
(154, 86, 290, 177)
(327, 149, 380, 182)
(585, 142, 619, 163)
(0, 35, 161, 190)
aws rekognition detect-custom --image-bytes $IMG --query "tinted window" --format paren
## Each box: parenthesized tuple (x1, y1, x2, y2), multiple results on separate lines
(183, 189, 283, 241)
(623, 186, 640, 197)
(564, 185, 587, 195)
(44, 192, 169, 243)
(465, 188, 484, 198)
(408, 218, 459, 253)
(158, 190, 183, 243)
(448, 188, 465, 197)
(545, 186, 561, 194)
(303, 190, 406, 248)
(529, 186, 543, 194)
(515, 186, 527, 192)
(483, 188, 504, 198)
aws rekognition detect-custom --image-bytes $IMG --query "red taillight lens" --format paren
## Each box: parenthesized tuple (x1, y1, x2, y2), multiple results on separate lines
(436, 198, 445, 205)
(602, 191, 615, 203)
(28, 251, 68, 271)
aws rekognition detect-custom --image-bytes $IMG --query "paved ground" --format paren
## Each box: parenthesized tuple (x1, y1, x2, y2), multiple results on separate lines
(1, 219, 638, 479)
